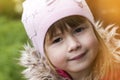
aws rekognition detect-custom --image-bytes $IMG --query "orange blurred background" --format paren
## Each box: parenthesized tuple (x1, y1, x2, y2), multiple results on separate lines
(87, 0, 120, 27)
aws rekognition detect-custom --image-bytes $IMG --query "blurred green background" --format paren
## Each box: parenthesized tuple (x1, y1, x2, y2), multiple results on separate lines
(0, 0, 120, 80)
(0, 0, 27, 80)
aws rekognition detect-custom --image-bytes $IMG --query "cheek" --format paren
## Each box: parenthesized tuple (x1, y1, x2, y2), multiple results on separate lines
(81, 33, 99, 65)
(85, 33, 99, 59)
(90, 35, 99, 50)
(46, 47, 67, 68)
(81, 31, 99, 49)
(79, 31, 99, 55)
(87, 35, 98, 49)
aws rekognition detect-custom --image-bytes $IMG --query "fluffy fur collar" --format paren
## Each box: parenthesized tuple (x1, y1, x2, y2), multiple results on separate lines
(19, 44, 69, 80)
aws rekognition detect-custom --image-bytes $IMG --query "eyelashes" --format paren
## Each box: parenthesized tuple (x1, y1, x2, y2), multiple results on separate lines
(52, 37, 63, 44)
(73, 23, 89, 34)
(74, 27, 86, 33)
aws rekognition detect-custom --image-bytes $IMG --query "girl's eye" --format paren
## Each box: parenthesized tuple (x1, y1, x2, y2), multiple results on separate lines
(74, 27, 85, 33)
(52, 37, 63, 44)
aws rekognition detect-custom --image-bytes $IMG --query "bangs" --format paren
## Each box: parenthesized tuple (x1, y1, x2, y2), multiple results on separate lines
(46, 15, 87, 40)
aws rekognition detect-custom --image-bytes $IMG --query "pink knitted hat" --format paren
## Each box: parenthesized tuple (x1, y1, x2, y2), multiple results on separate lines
(21, 0, 95, 56)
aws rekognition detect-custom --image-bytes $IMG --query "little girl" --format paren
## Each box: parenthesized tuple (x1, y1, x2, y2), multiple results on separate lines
(20, 0, 120, 80)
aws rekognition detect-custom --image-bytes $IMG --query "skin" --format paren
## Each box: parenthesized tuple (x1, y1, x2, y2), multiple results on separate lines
(45, 20, 99, 80)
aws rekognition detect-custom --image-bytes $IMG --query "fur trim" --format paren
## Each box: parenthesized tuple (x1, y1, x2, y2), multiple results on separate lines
(19, 44, 69, 80)
(95, 21, 120, 62)
(19, 22, 120, 80)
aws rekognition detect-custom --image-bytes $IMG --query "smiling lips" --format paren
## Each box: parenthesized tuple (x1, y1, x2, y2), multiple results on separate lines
(69, 51, 87, 61)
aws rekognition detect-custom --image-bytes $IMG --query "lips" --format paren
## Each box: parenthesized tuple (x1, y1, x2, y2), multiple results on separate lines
(68, 51, 87, 61)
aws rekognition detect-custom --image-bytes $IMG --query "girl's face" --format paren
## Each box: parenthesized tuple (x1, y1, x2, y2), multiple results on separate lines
(45, 16, 99, 75)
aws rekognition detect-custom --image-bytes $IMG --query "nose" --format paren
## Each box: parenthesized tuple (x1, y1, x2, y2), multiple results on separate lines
(67, 36, 81, 53)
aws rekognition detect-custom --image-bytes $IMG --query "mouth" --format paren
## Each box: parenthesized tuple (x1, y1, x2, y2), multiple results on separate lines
(68, 51, 87, 61)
